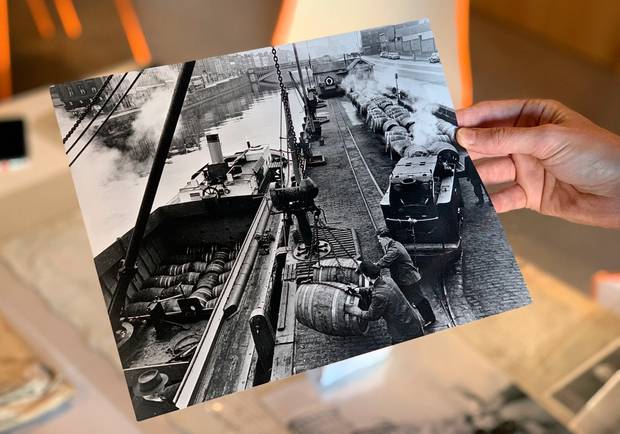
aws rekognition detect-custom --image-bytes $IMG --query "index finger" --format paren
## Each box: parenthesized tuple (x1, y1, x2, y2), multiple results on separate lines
(457, 99, 551, 128)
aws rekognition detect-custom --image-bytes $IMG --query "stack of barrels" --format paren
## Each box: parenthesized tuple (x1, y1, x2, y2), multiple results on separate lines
(123, 243, 238, 317)
(348, 88, 459, 160)
(295, 258, 370, 337)
(189, 246, 236, 310)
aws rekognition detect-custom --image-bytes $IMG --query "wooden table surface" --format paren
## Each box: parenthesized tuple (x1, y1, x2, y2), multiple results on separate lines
(456, 259, 620, 426)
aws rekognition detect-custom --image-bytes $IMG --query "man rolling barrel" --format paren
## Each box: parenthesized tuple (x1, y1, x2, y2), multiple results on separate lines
(375, 228, 436, 328)
(345, 261, 424, 344)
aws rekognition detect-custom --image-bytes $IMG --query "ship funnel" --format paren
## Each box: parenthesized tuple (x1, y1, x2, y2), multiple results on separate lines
(206, 133, 224, 164)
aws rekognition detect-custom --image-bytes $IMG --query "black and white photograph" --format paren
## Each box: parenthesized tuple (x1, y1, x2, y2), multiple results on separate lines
(50, 18, 530, 420)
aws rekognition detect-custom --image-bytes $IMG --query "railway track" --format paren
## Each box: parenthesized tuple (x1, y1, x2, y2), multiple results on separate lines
(432, 265, 458, 328)
(329, 101, 384, 232)
(328, 98, 458, 330)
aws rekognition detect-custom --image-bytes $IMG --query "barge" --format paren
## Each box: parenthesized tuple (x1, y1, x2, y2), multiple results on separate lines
(95, 133, 288, 419)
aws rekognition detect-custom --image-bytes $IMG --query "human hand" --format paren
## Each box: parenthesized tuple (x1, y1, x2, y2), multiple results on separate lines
(456, 99, 620, 228)
(344, 303, 363, 316)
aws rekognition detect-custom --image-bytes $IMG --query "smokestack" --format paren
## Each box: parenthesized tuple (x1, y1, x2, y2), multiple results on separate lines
(206, 133, 224, 164)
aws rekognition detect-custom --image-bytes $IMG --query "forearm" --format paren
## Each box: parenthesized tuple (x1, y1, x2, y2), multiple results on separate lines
(360, 301, 384, 321)
(376, 249, 397, 268)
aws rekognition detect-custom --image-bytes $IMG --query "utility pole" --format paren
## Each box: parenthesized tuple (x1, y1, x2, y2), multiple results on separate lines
(395, 72, 400, 103)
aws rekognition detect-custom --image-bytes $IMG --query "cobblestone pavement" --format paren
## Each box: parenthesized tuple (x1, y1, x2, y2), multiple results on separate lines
(293, 97, 530, 373)
(294, 100, 392, 374)
(459, 179, 531, 318)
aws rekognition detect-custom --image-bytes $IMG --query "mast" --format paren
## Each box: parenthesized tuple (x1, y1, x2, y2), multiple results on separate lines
(292, 43, 308, 102)
(293, 43, 315, 135)
(287, 70, 304, 102)
(108, 61, 196, 332)
(306, 43, 316, 86)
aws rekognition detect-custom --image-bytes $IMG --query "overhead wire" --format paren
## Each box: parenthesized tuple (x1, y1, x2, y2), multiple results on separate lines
(68, 70, 144, 167)
(63, 74, 113, 146)
(65, 73, 128, 154)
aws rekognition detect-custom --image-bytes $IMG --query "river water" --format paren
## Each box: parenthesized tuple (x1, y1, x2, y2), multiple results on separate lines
(69, 86, 304, 255)
(67, 61, 451, 256)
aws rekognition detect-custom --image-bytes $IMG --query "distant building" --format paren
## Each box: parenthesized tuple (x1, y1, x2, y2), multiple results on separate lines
(275, 48, 295, 64)
(360, 20, 436, 59)
(53, 76, 108, 111)
(253, 50, 273, 68)
(361, 26, 386, 55)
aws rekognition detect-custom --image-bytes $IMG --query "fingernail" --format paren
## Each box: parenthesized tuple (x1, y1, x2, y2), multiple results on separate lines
(456, 128, 474, 147)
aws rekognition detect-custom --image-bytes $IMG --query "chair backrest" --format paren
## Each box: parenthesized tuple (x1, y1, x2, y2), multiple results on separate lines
(272, 0, 473, 109)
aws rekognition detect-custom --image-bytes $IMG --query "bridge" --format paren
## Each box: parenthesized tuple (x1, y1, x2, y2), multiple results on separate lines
(247, 60, 312, 86)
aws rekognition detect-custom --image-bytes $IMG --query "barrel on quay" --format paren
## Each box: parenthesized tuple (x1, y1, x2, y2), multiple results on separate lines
(312, 258, 366, 287)
(296, 282, 369, 337)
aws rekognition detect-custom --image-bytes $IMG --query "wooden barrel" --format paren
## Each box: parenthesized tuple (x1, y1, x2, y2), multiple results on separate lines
(196, 273, 219, 289)
(205, 298, 218, 309)
(206, 259, 225, 274)
(186, 244, 214, 256)
(212, 251, 230, 262)
(312, 258, 366, 287)
(399, 116, 415, 129)
(295, 282, 369, 336)
(158, 263, 192, 276)
(190, 287, 213, 304)
(382, 119, 400, 133)
(191, 261, 209, 273)
(212, 284, 224, 298)
(218, 270, 231, 283)
(180, 272, 201, 285)
(145, 274, 182, 288)
(223, 260, 235, 272)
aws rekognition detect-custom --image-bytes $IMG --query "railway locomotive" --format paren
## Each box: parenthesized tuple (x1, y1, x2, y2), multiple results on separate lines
(348, 89, 464, 258)
(380, 145, 463, 257)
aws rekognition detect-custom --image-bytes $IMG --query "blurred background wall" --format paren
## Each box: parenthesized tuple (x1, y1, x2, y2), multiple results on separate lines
(473, 0, 620, 72)
(3, 0, 281, 95)
(470, 0, 620, 134)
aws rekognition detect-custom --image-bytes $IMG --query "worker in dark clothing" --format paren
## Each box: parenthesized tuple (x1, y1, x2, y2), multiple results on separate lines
(465, 155, 485, 206)
(345, 261, 424, 344)
(375, 228, 436, 328)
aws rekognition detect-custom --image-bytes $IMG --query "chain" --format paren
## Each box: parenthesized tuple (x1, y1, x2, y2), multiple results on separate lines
(311, 210, 321, 269)
(63, 74, 113, 144)
(271, 47, 303, 177)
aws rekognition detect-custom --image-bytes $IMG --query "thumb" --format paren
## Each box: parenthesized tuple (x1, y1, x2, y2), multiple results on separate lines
(456, 125, 557, 159)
